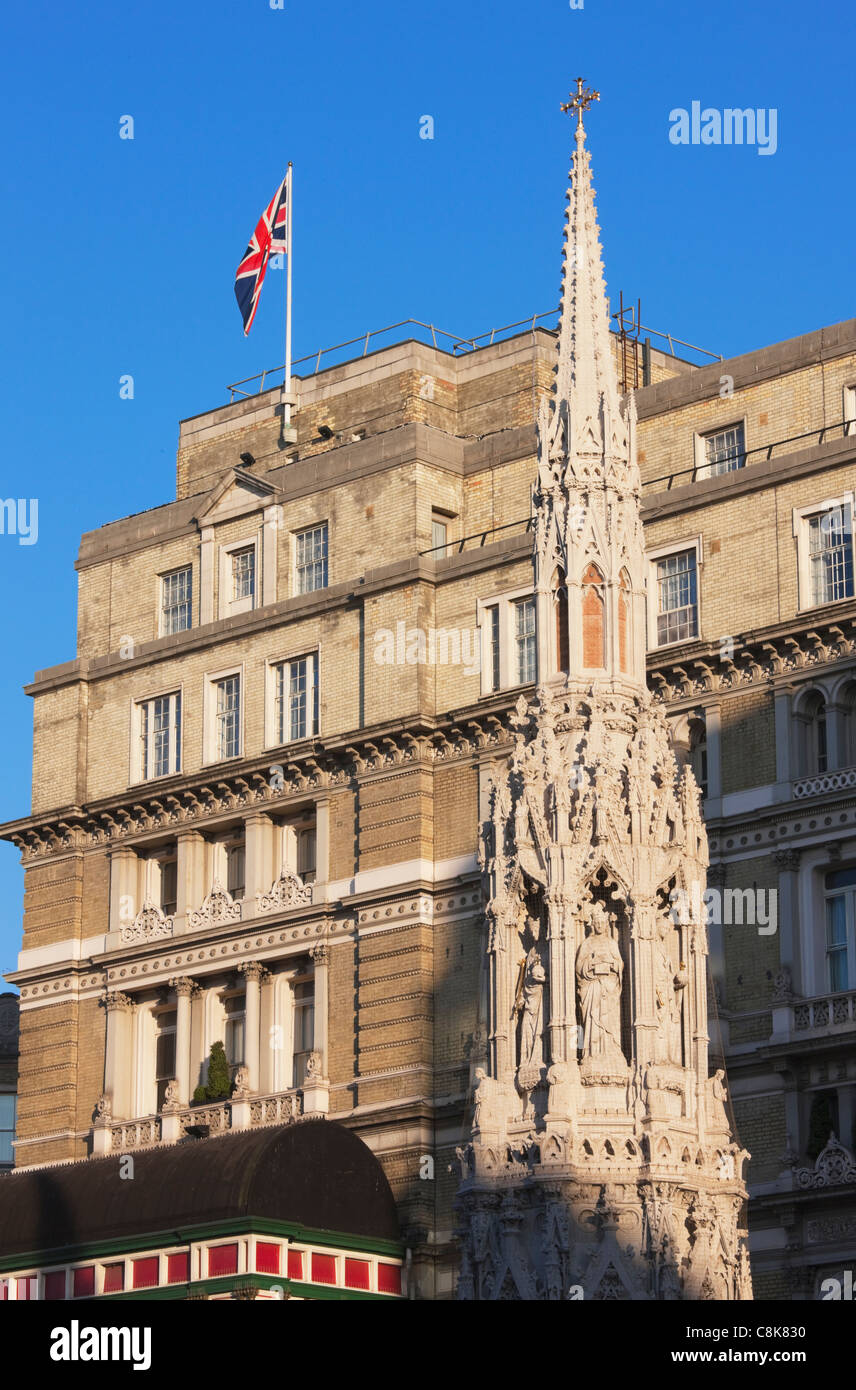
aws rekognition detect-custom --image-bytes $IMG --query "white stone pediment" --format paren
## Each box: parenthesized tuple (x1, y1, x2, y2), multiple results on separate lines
(192, 468, 281, 525)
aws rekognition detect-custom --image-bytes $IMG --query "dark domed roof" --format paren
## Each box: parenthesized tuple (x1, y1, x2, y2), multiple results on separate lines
(0, 1121, 400, 1262)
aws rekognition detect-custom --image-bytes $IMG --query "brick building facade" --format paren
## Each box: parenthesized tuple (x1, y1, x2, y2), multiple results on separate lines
(2, 130, 856, 1299)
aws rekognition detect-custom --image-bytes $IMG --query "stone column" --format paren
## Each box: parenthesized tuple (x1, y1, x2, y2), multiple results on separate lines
(170, 977, 196, 1104)
(200, 525, 214, 625)
(177, 828, 205, 932)
(774, 687, 794, 797)
(315, 797, 330, 890)
(109, 847, 139, 936)
(245, 812, 274, 905)
(101, 991, 136, 1119)
(545, 887, 569, 1064)
(773, 848, 802, 1006)
(303, 943, 330, 1115)
(239, 962, 268, 1093)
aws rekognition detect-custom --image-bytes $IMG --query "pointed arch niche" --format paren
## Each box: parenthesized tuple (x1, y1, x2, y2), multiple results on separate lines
(552, 567, 569, 675)
(618, 568, 631, 674)
(581, 563, 605, 670)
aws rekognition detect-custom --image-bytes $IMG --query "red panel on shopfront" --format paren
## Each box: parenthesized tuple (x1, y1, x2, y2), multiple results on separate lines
(132, 1257, 159, 1290)
(103, 1264, 124, 1293)
(287, 1249, 303, 1280)
(208, 1244, 238, 1277)
(256, 1242, 280, 1275)
(167, 1252, 190, 1285)
(377, 1263, 402, 1295)
(344, 1259, 370, 1290)
(311, 1252, 336, 1284)
(16, 1276, 36, 1301)
(73, 1267, 95, 1298)
(44, 1271, 67, 1301)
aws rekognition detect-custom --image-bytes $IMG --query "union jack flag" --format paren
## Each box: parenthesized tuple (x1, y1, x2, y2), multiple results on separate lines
(234, 174, 289, 335)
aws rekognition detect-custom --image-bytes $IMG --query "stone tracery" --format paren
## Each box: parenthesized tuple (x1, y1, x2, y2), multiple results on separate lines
(454, 94, 752, 1302)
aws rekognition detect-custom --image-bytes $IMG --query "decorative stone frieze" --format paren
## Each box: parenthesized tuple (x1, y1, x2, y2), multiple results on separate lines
(255, 869, 312, 914)
(187, 879, 242, 929)
(793, 1135, 856, 1190)
(122, 900, 173, 944)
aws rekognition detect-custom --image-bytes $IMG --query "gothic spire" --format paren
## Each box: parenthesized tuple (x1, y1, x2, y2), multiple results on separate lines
(553, 80, 621, 428)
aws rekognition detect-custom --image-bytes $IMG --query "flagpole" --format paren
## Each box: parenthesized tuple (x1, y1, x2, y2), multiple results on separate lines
(284, 161, 293, 428)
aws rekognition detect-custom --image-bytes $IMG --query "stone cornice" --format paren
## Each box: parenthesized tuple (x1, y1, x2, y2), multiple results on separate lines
(648, 608, 856, 705)
(0, 701, 519, 863)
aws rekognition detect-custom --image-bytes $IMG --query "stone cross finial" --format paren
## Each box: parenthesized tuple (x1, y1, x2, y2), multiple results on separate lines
(560, 77, 600, 129)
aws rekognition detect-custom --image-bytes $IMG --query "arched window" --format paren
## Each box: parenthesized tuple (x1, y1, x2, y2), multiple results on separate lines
(797, 690, 828, 776)
(618, 569, 631, 674)
(689, 717, 708, 797)
(581, 563, 605, 669)
(553, 568, 569, 674)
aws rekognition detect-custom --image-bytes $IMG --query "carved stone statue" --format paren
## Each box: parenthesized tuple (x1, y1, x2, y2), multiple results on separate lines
(575, 902, 625, 1066)
(654, 918, 687, 1064)
(162, 1078, 181, 1112)
(516, 946, 546, 1072)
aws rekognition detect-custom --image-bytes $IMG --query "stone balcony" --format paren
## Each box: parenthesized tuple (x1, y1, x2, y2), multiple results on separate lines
(771, 985, 856, 1043)
(793, 767, 856, 800)
(96, 1086, 303, 1154)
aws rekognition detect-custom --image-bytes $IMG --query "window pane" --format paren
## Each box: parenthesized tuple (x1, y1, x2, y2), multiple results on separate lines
(295, 524, 328, 594)
(431, 519, 448, 554)
(139, 692, 180, 780)
(231, 547, 255, 601)
(703, 424, 745, 476)
(656, 551, 698, 645)
(513, 598, 536, 685)
(809, 504, 854, 605)
(227, 845, 245, 899)
(216, 677, 240, 758)
(162, 567, 192, 634)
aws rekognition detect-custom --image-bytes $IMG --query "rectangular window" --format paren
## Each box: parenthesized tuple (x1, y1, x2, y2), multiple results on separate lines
(295, 523, 328, 594)
(256, 1243, 281, 1275)
(73, 1267, 95, 1299)
(103, 1263, 124, 1294)
(231, 546, 255, 602)
(139, 692, 181, 781)
(227, 843, 245, 900)
(132, 1257, 160, 1290)
(160, 856, 178, 917)
(292, 980, 315, 1087)
(208, 1244, 238, 1277)
(167, 1252, 189, 1285)
(702, 423, 745, 477)
(43, 1271, 66, 1301)
(225, 995, 246, 1068)
(0, 1094, 15, 1166)
(808, 503, 854, 606)
(161, 567, 192, 635)
(216, 675, 241, 759)
(155, 1011, 177, 1111)
(275, 654, 319, 743)
(297, 827, 316, 884)
(431, 516, 448, 556)
(656, 551, 698, 646)
(513, 597, 536, 686)
(487, 605, 500, 692)
(825, 867, 856, 993)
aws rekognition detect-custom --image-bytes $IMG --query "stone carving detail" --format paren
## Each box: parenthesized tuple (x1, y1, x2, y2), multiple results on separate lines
(122, 900, 173, 944)
(94, 1093, 112, 1123)
(255, 869, 312, 915)
(304, 1051, 324, 1081)
(455, 101, 751, 1301)
(231, 1065, 251, 1099)
(187, 879, 242, 929)
(793, 1134, 856, 1190)
(161, 1079, 181, 1113)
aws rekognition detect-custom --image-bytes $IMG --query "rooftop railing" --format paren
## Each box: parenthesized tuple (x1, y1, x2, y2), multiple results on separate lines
(225, 310, 721, 402)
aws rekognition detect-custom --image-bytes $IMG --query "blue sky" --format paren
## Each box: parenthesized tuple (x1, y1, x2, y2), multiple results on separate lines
(0, 0, 852, 974)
